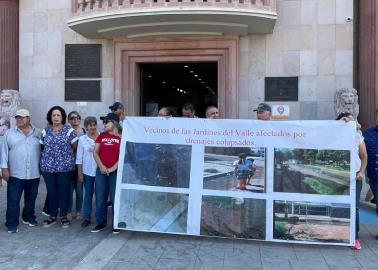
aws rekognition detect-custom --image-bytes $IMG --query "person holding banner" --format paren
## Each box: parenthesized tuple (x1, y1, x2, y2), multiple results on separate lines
(337, 112, 367, 250)
(91, 112, 121, 234)
(233, 153, 254, 190)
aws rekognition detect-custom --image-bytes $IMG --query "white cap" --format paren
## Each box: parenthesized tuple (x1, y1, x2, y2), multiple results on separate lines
(15, 109, 30, 117)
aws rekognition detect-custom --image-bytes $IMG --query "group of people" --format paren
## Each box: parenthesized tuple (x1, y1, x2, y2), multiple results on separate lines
(4, 99, 371, 252)
(1, 101, 223, 235)
(1, 102, 124, 234)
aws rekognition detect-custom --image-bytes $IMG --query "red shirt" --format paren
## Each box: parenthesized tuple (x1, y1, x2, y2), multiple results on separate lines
(95, 132, 121, 168)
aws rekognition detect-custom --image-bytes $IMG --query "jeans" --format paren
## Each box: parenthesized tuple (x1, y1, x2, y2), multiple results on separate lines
(83, 174, 95, 220)
(68, 169, 83, 213)
(42, 171, 72, 218)
(369, 179, 378, 216)
(356, 180, 362, 239)
(6, 177, 40, 230)
(95, 168, 117, 225)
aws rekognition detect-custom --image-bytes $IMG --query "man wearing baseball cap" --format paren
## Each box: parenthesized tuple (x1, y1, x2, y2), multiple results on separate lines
(254, 103, 272, 120)
(1, 109, 42, 233)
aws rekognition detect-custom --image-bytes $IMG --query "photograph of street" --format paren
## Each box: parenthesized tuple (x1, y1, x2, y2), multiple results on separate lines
(117, 189, 188, 233)
(200, 195, 266, 239)
(273, 200, 350, 243)
(274, 148, 350, 195)
(203, 147, 266, 193)
(122, 142, 192, 188)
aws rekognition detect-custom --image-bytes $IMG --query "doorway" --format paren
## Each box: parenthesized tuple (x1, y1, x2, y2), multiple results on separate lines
(140, 62, 218, 117)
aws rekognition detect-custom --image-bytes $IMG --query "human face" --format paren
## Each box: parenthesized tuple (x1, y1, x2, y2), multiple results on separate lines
(340, 115, 354, 122)
(206, 107, 219, 119)
(182, 109, 195, 118)
(68, 114, 81, 128)
(86, 123, 97, 135)
(103, 119, 115, 132)
(51, 109, 63, 125)
(158, 108, 169, 117)
(257, 111, 271, 121)
(15, 116, 30, 129)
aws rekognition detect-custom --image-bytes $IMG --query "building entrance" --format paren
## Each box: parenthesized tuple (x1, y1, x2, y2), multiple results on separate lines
(140, 62, 217, 117)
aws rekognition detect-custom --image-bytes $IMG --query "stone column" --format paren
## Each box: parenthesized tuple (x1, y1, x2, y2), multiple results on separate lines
(359, 0, 378, 129)
(0, 0, 19, 90)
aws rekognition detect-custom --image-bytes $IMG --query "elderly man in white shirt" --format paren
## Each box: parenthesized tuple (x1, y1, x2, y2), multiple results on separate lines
(0, 109, 41, 233)
(76, 116, 99, 228)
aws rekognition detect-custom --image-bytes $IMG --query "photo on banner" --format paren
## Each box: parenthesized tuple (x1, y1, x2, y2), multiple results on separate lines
(203, 147, 266, 193)
(122, 142, 192, 188)
(274, 148, 350, 195)
(200, 195, 266, 240)
(273, 200, 350, 243)
(117, 189, 188, 233)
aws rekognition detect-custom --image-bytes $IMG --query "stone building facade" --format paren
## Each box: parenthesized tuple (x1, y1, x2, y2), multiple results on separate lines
(1, 0, 356, 128)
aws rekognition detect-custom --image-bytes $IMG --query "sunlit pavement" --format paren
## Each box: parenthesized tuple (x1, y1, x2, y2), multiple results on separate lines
(1, 182, 378, 270)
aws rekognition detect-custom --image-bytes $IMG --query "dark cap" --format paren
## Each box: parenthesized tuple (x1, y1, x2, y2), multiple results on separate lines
(100, 112, 120, 123)
(109, 102, 124, 111)
(253, 103, 271, 112)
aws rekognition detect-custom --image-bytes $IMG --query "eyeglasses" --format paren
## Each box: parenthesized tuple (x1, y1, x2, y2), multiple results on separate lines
(69, 116, 81, 120)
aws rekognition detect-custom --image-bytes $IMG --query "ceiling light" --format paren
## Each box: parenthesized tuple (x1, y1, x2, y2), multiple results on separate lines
(206, 86, 209, 88)
(201, 82, 205, 84)
(148, 75, 152, 78)
(162, 81, 166, 84)
(194, 74, 198, 77)
(198, 78, 202, 81)
(180, 90, 183, 92)
(189, 70, 194, 73)
(184, 65, 189, 68)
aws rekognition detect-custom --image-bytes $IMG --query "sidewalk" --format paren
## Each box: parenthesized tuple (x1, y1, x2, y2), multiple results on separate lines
(1, 183, 378, 270)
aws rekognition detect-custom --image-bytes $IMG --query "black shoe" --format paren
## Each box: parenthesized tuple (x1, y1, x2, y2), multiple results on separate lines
(107, 201, 112, 208)
(375, 235, 378, 240)
(81, 219, 91, 228)
(91, 223, 106, 233)
(61, 217, 70, 229)
(43, 217, 57, 228)
(113, 229, 121, 234)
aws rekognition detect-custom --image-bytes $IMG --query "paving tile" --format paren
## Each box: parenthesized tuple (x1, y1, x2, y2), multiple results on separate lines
(290, 259, 329, 270)
(103, 262, 154, 270)
(154, 258, 196, 270)
(261, 258, 291, 270)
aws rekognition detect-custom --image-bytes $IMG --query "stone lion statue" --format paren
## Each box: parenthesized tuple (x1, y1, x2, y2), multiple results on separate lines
(0, 89, 21, 132)
(334, 88, 359, 119)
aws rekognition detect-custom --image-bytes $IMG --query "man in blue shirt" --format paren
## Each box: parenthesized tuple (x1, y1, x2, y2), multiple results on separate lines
(363, 115, 378, 235)
(0, 109, 41, 233)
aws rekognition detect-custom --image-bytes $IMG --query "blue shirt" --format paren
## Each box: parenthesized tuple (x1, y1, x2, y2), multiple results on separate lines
(363, 125, 378, 180)
(0, 126, 41, 179)
(40, 124, 78, 173)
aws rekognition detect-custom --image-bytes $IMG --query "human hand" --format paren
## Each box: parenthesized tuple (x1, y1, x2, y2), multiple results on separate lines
(357, 171, 365, 181)
(1, 168, 10, 181)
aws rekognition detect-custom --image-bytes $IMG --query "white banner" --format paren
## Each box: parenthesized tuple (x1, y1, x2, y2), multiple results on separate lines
(114, 117, 357, 246)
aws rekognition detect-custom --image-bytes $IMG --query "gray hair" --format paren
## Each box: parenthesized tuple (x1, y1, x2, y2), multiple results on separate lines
(84, 116, 97, 127)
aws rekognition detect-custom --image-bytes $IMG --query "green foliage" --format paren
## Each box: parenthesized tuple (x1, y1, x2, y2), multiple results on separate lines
(274, 221, 289, 239)
(303, 177, 347, 195)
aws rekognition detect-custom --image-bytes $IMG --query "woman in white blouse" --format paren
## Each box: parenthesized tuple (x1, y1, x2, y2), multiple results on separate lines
(76, 117, 99, 228)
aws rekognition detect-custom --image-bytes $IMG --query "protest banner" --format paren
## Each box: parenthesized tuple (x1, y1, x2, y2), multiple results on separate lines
(114, 117, 357, 246)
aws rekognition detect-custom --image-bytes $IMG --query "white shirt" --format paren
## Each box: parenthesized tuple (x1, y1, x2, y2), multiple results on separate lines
(76, 134, 98, 177)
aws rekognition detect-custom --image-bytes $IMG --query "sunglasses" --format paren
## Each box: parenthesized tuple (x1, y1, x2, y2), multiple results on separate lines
(69, 116, 81, 120)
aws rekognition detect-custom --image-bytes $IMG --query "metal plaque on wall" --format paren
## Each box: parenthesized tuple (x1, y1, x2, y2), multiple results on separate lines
(65, 80, 101, 101)
(265, 77, 298, 102)
(65, 44, 101, 78)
